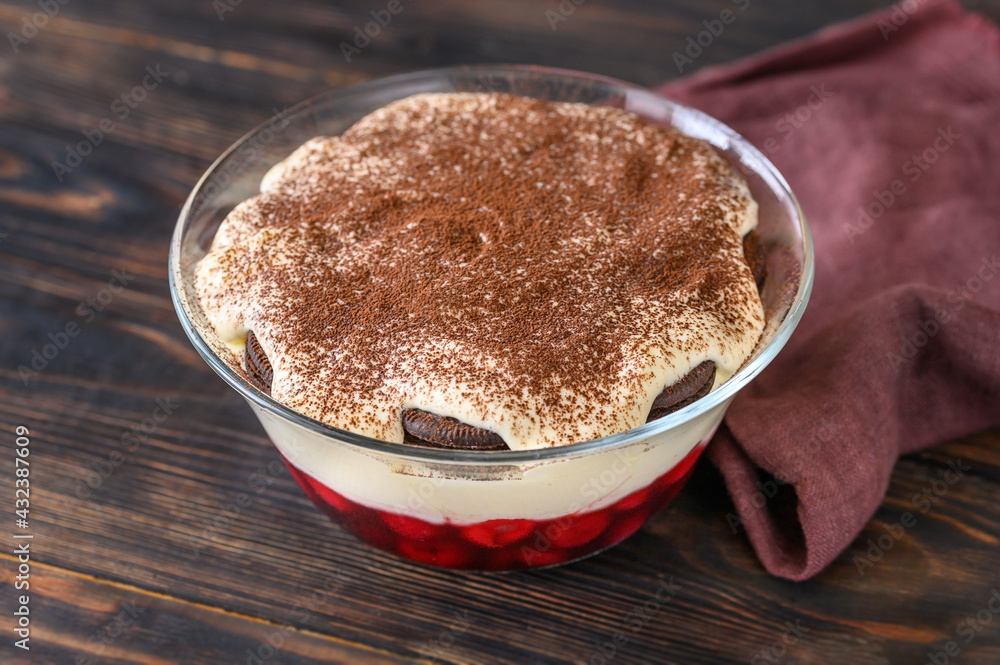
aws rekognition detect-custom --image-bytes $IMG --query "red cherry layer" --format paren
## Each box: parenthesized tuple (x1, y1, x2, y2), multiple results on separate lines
(281, 443, 705, 570)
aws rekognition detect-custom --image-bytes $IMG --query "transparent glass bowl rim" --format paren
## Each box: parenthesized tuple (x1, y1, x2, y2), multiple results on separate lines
(169, 64, 815, 466)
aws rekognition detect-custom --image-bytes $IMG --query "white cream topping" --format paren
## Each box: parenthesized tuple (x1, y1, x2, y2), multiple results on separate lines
(194, 93, 764, 451)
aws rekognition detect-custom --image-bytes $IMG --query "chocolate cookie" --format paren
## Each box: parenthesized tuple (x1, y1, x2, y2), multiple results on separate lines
(244, 332, 503, 450)
(245, 330, 273, 395)
(401, 410, 507, 451)
(400, 361, 717, 450)
(245, 330, 717, 450)
(646, 360, 715, 422)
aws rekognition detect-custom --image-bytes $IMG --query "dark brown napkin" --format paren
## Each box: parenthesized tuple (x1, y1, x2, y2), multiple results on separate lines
(659, 0, 1000, 580)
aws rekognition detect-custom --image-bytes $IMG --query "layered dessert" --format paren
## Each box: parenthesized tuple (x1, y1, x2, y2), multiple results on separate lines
(191, 91, 768, 568)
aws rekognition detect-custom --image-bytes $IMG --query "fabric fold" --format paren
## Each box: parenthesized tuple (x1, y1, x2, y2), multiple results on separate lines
(659, 0, 1000, 580)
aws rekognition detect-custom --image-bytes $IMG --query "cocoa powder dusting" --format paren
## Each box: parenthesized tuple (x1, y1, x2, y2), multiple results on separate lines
(195, 92, 765, 449)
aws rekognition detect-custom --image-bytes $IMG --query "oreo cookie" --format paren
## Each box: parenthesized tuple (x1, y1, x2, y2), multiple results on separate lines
(401, 409, 507, 451)
(243, 344, 717, 450)
(399, 361, 717, 449)
(646, 360, 715, 422)
(243, 331, 507, 449)
(245, 330, 273, 395)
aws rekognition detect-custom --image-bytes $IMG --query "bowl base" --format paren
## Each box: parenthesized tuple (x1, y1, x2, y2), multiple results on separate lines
(281, 443, 705, 571)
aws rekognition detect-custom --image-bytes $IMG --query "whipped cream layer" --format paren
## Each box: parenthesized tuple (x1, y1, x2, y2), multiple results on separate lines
(254, 399, 725, 524)
(195, 92, 764, 451)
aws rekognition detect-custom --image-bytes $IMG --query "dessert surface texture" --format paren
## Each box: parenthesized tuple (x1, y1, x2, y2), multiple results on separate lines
(195, 92, 765, 450)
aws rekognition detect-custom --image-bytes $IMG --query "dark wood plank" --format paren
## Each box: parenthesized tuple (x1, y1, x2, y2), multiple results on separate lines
(2, 0, 995, 91)
(2, 383, 999, 664)
(0, 560, 419, 664)
(2, 1, 1000, 663)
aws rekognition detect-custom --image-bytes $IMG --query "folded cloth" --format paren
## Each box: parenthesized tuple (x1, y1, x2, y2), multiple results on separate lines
(659, 0, 1000, 580)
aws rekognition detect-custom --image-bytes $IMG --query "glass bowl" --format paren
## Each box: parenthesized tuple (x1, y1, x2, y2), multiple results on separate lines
(169, 65, 813, 570)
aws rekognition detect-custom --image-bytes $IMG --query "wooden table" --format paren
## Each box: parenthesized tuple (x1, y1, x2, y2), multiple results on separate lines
(2, 1, 1000, 663)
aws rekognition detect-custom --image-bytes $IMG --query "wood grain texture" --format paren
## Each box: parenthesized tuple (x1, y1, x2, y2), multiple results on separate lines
(2, 1, 1000, 663)
(0, 562, 417, 665)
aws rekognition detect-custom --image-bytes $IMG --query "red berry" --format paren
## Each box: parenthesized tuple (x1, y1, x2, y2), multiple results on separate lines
(311, 480, 355, 515)
(602, 511, 649, 547)
(615, 484, 653, 512)
(382, 511, 438, 540)
(396, 539, 473, 568)
(463, 519, 536, 548)
(282, 459, 357, 516)
(348, 515, 398, 552)
(281, 459, 314, 496)
(544, 510, 612, 549)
